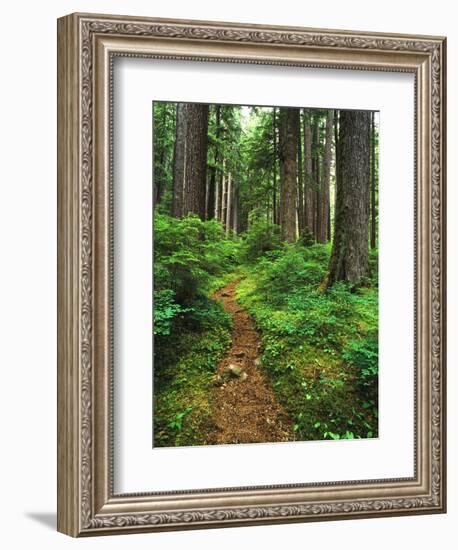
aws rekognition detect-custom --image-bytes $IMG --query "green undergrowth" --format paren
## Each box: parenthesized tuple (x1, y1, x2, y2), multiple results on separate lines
(236, 243, 379, 441)
(153, 215, 379, 445)
(153, 319, 231, 447)
(153, 214, 238, 446)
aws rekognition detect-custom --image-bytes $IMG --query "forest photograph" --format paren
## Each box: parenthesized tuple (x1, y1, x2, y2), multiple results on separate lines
(153, 101, 379, 448)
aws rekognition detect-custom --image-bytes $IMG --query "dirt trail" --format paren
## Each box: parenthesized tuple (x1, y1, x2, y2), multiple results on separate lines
(207, 280, 293, 445)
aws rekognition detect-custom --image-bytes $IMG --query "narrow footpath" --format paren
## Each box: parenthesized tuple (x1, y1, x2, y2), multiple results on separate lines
(207, 280, 293, 445)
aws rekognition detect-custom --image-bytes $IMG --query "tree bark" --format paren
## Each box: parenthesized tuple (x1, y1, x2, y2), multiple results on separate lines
(214, 170, 220, 220)
(273, 107, 278, 225)
(232, 183, 239, 234)
(297, 116, 305, 236)
(313, 115, 321, 240)
(225, 172, 232, 236)
(180, 103, 209, 218)
(303, 109, 314, 236)
(207, 105, 221, 219)
(221, 165, 226, 225)
(317, 110, 334, 243)
(153, 105, 168, 207)
(172, 103, 187, 217)
(370, 111, 377, 249)
(327, 110, 371, 286)
(279, 107, 299, 243)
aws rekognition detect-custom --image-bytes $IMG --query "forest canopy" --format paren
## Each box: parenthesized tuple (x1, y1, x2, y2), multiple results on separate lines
(153, 101, 379, 448)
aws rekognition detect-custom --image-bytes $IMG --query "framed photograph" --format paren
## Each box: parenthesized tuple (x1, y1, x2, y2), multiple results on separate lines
(57, 13, 446, 536)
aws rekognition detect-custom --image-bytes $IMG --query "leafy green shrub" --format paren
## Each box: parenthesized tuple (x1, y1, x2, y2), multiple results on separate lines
(153, 289, 186, 336)
(301, 242, 332, 264)
(184, 295, 232, 332)
(236, 241, 379, 442)
(154, 213, 240, 306)
(342, 332, 378, 402)
(257, 249, 327, 302)
(154, 325, 231, 447)
(239, 219, 282, 262)
(368, 247, 379, 286)
(297, 226, 315, 247)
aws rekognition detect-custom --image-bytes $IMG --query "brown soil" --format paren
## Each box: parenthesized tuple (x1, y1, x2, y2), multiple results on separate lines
(206, 280, 293, 445)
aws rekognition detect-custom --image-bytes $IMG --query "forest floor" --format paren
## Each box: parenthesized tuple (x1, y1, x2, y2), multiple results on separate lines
(153, 215, 378, 447)
(207, 280, 293, 445)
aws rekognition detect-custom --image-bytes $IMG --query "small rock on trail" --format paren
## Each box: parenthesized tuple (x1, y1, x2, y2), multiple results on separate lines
(227, 364, 244, 377)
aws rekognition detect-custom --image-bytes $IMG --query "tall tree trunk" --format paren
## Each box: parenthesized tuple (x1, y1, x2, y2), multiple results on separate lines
(313, 115, 321, 240)
(154, 105, 168, 207)
(207, 168, 215, 220)
(154, 177, 164, 208)
(334, 111, 339, 202)
(214, 172, 220, 220)
(303, 109, 314, 236)
(297, 117, 305, 237)
(317, 110, 334, 243)
(205, 175, 210, 219)
(327, 110, 371, 286)
(278, 113, 285, 230)
(370, 111, 377, 249)
(181, 104, 209, 218)
(273, 107, 278, 225)
(225, 172, 232, 236)
(279, 107, 299, 243)
(172, 103, 209, 218)
(233, 183, 239, 234)
(221, 164, 226, 224)
(333, 110, 340, 241)
(172, 103, 187, 217)
(207, 105, 221, 219)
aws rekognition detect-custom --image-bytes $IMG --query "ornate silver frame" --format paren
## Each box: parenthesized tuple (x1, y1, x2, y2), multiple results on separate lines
(57, 12, 446, 536)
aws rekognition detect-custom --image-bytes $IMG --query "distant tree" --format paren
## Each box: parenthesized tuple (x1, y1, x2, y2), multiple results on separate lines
(312, 113, 321, 240)
(297, 113, 305, 236)
(171, 103, 187, 217)
(317, 109, 334, 243)
(153, 102, 176, 209)
(303, 109, 314, 236)
(206, 105, 221, 220)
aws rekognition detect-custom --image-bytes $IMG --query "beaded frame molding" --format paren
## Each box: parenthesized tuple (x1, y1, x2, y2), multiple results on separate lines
(57, 13, 446, 537)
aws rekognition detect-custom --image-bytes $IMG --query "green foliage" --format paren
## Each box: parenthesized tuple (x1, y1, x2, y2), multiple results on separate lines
(154, 213, 240, 305)
(184, 295, 232, 332)
(153, 213, 237, 446)
(153, 289, 186, 336)
(153, 102, 176, 212)
(239, 219, 282, 262)
(152, 102, 380, 447)
(154, 325, 231, 447)
(342, 332, 378, 404)
(297, 226, 315, 247)
(256, 244, 329, 301)
(154, 223, 379, 445)
(237, 242, 378, 441)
